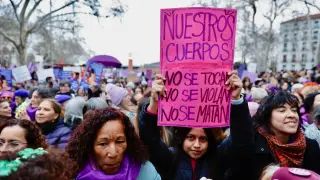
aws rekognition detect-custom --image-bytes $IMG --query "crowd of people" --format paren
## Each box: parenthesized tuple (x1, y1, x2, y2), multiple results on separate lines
(0, 67, 319, 180)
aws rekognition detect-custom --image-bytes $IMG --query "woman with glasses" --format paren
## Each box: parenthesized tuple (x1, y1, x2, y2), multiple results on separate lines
(0, 118, 47, 157)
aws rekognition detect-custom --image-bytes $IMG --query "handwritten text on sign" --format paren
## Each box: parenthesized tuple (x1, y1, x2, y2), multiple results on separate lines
(159, 8, 237, 127)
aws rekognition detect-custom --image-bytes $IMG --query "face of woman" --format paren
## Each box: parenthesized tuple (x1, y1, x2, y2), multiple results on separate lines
(270, 103, 299, 137)
(35, 101, 59, 124)
(281, 83, 288, 90)
(94, 120, 127, 174)
(31, 91, 41, 107)
(120, 94, 132, 108)
(183, 128, 208, 160)
(0, 101, 12, 117)
(0, 125, 27, 157)
(313, 94, 320, 109)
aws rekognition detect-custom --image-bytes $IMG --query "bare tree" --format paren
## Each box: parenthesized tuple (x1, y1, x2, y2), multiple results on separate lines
(0, 0, 126, 65)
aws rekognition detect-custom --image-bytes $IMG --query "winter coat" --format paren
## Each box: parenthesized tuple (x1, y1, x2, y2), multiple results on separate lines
(220, 102, 320, 180)
(44, 119, 71, 149)
(138, 100, 251, 180)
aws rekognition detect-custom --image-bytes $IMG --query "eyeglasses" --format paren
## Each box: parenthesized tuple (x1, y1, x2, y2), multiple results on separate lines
(0, 139, 27, 151)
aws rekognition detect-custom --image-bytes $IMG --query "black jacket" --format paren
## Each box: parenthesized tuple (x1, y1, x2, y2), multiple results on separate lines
(138, 100, 251, 180)
(220, 102, 320, 180)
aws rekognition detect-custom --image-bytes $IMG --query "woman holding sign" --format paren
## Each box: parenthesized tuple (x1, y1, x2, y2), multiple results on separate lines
(138, 71, 250, 180)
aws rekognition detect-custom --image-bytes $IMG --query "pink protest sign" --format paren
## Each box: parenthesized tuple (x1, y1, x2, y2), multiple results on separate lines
(159, 7, 237, 128)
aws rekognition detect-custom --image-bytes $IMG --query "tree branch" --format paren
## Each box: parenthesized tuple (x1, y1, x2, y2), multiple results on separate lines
(0, 30, 18, 49)
(26, 0, 43, 22)
(20, 0, 30, 21)
(28, 0, 78, 34)
(9, 0, 20, 22)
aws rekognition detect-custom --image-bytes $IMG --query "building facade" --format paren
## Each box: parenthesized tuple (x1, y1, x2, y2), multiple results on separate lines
(277, 14, 320, 71)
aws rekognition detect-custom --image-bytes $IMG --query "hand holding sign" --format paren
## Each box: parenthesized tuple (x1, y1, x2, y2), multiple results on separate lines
(149, 74, 166, 114)
(225, 70, 243, 100)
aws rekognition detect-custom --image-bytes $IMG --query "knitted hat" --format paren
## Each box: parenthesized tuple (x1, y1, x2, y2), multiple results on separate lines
(106, 84, 128, 106)
(14, 89, 29, 98)
(55, 94, 72, 104)
(272, 167, 320, 180)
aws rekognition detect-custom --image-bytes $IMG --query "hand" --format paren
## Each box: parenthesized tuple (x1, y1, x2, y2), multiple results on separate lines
(225, 70, 243, 100)
(148, 74, 166, 114)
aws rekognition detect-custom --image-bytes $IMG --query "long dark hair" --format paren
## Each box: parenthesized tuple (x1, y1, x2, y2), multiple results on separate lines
(253, 90, 301, 132)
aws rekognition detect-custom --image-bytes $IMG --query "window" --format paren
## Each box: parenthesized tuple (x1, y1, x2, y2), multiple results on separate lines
(283, 55, 287, 62)
(283, 43, 287, 52)
(292, 54, 296, 62)
(283, 64, 286, 69)
(312, 58, 315, 62)
(292, 64, 296, 70)
(294, 33, 297, 40)
(312, 41, 318, 51)
(302, 42, 306, 51)
(292, 43, 296, 52)
(302, 54, 306, 62)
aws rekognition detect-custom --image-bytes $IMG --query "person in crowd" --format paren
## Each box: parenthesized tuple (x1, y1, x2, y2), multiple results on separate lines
(260, 164, 320, 180)
(83, 97, 110, 115)
(280, 80, 290, 91)
(303, 92, 320, 125)
(234, 90, 320, 179)
(88, 84, 102, 99)
(305, 105, 320, 147)
(242, 76, 253, 100)
(13, 89, 30, 119)
(56, 80, 75, 96)
(13, 89, 29, 108)
(35, 99, 71, 149)
(247, 87, 269, 117)
(64, 96, 86, 129)
(66, 107, 161, 180)
(106, 83, 137, 123)
(25, 88, 52, 121)
(0, 147, 75, 180)
(138, 72, 250, 180)
(0, 99, 12, 121)
(77, 86, 88, 100)
(0, 119, 47, 158)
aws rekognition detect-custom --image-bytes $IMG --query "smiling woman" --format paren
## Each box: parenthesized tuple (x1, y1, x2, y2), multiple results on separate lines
(240, 90, 320, 179)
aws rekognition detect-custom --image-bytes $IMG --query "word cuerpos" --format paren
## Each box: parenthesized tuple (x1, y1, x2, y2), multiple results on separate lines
(160, 70, 230, 123)
(162, 11, 235, 62)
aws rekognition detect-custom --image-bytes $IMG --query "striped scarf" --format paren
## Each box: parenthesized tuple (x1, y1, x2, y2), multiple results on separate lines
(257, 127, 306, 167)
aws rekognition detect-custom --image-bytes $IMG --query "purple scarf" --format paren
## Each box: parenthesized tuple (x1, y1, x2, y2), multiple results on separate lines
(76, 155, 141, 180)
(26, 105, 37, 121)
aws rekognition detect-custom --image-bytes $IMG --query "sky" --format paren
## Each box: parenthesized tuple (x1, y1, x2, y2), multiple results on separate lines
(79, 0, 320, 66)
(79, 0, 197, 66)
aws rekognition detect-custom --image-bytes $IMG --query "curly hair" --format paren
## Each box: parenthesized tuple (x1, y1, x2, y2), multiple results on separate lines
(5, 148, 75, 180)
(67, 107, 148, 173)
(0, 119, 48, 149)
(253, 90, 301, 132)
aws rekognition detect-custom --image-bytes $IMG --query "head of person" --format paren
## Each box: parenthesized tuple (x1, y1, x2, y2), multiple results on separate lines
(0, 99, 12, 118)
(77, 86, 87, 97)
(59, 81, 71, 94)
(106, 84, 132, 109)
(0, 91, 13, 102)
(35, 99, 61, 125)
(303, 92, 320, 114)
(0, 119, 47, 157)
(30, 88, 52, 108)
(251, 87, 268, 104)
(0, 148, 75, 180)
(174, 127, 218, 160)
(67, 107, 148, 174)
(242, 77, 252, 90)
(253, 90, 301, 137)
(14, 89, 29, 106)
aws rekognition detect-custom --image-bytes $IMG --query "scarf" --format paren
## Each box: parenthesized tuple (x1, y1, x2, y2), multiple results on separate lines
(76, 155, 141, 180)
(36, 120, 58, 135)
(26, 105, 37, 121)
(257, 127, 306, 167)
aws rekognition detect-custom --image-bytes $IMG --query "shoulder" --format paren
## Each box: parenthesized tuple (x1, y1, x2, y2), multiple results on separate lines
(138, 161, 161, 180)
